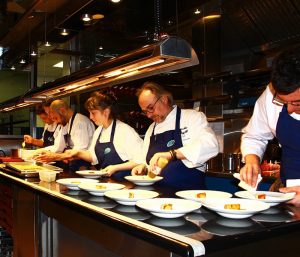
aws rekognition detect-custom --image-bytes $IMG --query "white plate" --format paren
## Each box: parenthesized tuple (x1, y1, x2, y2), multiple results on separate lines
(201, 198, 270, 219)
(104, 189, 159, 206)
(176, 190, 232, 203)
(78, 182, 125, 196)
(76, 170, 108, 179)
(125, 175, 163, 186)
(56, 178, 98, 190)
(136, 198, 201, 218)
(234, 191, 295, 206)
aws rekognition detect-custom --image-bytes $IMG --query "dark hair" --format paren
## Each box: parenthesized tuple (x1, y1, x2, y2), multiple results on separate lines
(271, 44, 300, 94)
(136, 81, 174, 106)
(85, 91, 118, 119)
(35, 104, 46, 115)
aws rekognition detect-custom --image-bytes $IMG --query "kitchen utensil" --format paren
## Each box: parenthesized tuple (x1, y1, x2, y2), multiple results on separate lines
(147, 157, 169, 178)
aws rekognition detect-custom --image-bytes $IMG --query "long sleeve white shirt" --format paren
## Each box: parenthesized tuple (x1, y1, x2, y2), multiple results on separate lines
(135, 106, 219, 171)
(88, 120, 143, 165)
(45, 113, 95, 153)
(241, 84, 300, 161)
(41, 123, 61, 140)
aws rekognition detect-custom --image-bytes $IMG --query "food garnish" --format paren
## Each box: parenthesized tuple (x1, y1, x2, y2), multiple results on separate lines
(161, 203, 173, 210)
(196, 192, 206, 198)
(256, 193, 266, 199)
(224, 204, 241, 210)
(128, 192, 134, 198)
(96, 185, 106, 189)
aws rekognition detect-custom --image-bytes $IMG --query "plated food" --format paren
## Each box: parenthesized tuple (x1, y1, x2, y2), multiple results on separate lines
(201, 198, 270, 219)
(78, 182, 125, 196)
(136, 198, 201, 218)
(124, 175, 163, 186)
(75, 170, 108, 179)
(104, 189, 159, 206)
(56, 178, 98, 190)
(235, 191, 295, 206)
(175, 190, 232, 203)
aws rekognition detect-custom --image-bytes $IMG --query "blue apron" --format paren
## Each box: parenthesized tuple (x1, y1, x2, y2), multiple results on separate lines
(59, 113, 90, 172)
(95, 120, 130, 180)
(146, 107, 205, 190)
(43, 124, 58, 147)
(276, 105, 300, 184)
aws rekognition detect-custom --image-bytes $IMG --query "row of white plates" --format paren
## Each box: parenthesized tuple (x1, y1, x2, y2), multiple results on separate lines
(55, 178, 295, 219)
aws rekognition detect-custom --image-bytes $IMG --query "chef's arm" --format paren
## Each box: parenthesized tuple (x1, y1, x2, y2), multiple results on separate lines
(24, 135, 44, 147)
(64, 149, 93, 163)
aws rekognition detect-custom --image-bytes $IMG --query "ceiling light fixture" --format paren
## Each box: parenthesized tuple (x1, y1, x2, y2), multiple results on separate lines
(31, 50, 37, 56)
(60, 28, 69, 36)
(81, 13, 91, 22)
(20, 59, 25, 64)
(0, 36, 199, 111)
(99, 46, 103, 50)
(111, 0, 121, 3)
(194, 9, 201, 15)
(45, 41, 51, 47)
(10, 66, 15, 70)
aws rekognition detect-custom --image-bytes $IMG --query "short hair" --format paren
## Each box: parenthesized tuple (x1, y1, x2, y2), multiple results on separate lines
(85, 91, 118, 120)
(50, 99, 70, 113)
(136, 81, 174, 106)
(271, 44, 300, 94)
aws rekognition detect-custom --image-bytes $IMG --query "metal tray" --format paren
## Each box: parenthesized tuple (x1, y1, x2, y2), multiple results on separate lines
(5, 161, 62, 174)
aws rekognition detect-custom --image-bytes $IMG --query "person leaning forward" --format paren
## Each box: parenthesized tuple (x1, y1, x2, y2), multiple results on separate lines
(240, 44, 300, 206)
(131, 81, 219, 190)
(35, 99, 95, 172)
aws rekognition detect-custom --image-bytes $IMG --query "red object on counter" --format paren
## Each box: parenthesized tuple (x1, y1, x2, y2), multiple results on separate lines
(260, 160, 280, 177)
(0, 157, 23, 163)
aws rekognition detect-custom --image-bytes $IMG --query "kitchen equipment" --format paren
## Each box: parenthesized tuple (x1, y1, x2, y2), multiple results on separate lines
(206, 153, 223, 171)
(223, 153, 242, 173)
(39, 170, 60, 182)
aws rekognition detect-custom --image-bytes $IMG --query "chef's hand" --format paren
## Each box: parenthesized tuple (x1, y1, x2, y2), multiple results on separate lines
(101, 165, 118, 177)
(280, 186, 300, 207)
(63, 149, 78, 161)
(34, 151, 61, 162)
(240, 154, 261, 188)
(24, 135, 33, 144)
(149, 152, 171, 171)
(131, 164, 147, 176)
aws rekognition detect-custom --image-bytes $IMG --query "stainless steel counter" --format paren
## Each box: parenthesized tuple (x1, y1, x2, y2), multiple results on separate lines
(1, 170, 300, 257)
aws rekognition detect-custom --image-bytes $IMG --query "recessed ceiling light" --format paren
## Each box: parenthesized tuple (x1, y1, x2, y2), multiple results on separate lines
(60, 28, 69, 36)
(81, 13, 91, 22)
(194, 9, 201, 14)
(111, 0, 121, 3)
(99, 46, 103, 50)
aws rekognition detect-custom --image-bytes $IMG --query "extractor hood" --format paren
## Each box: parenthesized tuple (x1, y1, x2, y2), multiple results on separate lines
(0, 36, 199, 112)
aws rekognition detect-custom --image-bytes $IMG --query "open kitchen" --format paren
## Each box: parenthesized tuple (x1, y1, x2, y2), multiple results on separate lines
(0, 0, 299, 257)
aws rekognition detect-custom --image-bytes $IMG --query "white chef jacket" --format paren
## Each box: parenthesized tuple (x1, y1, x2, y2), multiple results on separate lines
(135, 106, 219, 171)
(241, 84, 300, 161)
(41, 122, 61, 140)
(88, 119, 143, 165)
(45, 113, 95, 153)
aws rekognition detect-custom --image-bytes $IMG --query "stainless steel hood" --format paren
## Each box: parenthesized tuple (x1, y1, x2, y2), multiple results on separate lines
(0, 36, 199, 112)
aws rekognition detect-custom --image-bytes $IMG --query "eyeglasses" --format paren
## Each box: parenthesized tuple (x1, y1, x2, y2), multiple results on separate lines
(141, 96, 161, 115)
(272, 92, 300, 106)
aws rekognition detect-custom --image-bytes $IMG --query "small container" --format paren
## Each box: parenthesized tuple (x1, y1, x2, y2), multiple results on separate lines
(39, 170, 59, 182)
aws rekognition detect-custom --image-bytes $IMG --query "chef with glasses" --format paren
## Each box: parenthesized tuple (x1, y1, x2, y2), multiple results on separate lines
(240, 44, 300, 193)
(132, 81, 219, 190)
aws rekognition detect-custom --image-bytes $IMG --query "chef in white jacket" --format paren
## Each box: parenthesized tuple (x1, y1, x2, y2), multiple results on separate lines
(36, 99, 95, 172)
(132, 81, 219, 190)
(240, 45, 300, 206)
